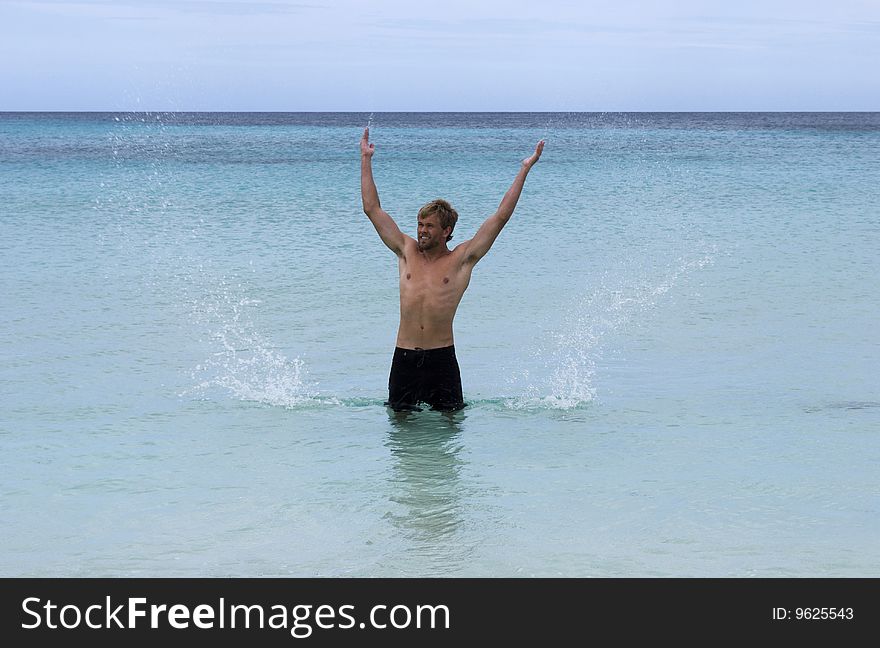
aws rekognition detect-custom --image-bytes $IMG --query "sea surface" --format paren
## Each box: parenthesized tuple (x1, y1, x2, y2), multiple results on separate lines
(1, 112, 878, 576)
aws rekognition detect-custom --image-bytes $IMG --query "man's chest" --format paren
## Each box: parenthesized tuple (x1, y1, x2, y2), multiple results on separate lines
(399, 257, 469, 298)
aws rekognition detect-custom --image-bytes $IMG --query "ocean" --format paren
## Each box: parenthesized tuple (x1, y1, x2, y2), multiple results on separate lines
(1, 112, 878, 576)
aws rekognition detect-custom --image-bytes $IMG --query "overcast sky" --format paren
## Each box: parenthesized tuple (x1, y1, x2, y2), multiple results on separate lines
(2, 0, 878, 110)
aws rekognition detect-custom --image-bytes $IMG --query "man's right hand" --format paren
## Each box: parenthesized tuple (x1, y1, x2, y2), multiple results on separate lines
(360, 127, 375, 158)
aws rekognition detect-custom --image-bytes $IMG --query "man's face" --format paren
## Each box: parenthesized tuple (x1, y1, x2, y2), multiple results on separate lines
(417, 213, 449, 251)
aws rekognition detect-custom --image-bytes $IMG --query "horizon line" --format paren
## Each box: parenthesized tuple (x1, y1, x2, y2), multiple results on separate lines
(2, 109, 879, 114)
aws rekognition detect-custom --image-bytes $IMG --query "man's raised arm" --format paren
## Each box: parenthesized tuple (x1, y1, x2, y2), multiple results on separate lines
(463, 140, 545, 265)
(360, 128, 406, 256)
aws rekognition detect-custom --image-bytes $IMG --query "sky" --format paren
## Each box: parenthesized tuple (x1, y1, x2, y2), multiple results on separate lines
(1, 0, 878, 111)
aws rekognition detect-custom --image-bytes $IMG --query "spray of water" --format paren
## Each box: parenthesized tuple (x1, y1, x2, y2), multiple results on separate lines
(183, 275, 324, 408)
(506, 249, 715, 410)
(99, 113, 321, 409)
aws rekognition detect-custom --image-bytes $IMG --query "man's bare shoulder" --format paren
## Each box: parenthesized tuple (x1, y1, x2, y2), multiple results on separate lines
(451, 239, 478, 265)
(398, 234, 418, 257)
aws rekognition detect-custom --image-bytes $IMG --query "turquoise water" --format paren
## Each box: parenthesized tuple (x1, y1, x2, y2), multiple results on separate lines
(1, 112, 878, 576)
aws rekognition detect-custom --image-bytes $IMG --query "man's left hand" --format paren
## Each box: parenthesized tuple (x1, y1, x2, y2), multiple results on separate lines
(522, 140, 545, 168)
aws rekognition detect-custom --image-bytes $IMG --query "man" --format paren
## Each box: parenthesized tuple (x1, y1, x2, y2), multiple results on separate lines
(360, 127, 544, 412)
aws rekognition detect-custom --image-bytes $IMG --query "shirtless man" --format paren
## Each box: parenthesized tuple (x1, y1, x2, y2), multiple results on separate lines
(360, 127, 544, 412)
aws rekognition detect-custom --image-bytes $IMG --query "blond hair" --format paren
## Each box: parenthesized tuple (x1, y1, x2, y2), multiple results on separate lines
(418, 199, 459, 242)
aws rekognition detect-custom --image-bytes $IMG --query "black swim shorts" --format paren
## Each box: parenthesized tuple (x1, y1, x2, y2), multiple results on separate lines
(385, 346, 465, 412)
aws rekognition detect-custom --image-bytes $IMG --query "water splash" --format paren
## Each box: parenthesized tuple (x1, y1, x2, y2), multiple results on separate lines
(182, 274, 328, 409)
(98, 114, 323, 410)
(506, 249, 715, 410)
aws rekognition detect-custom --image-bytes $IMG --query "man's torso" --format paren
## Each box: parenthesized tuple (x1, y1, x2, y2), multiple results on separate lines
(395, 236, 473, 349)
